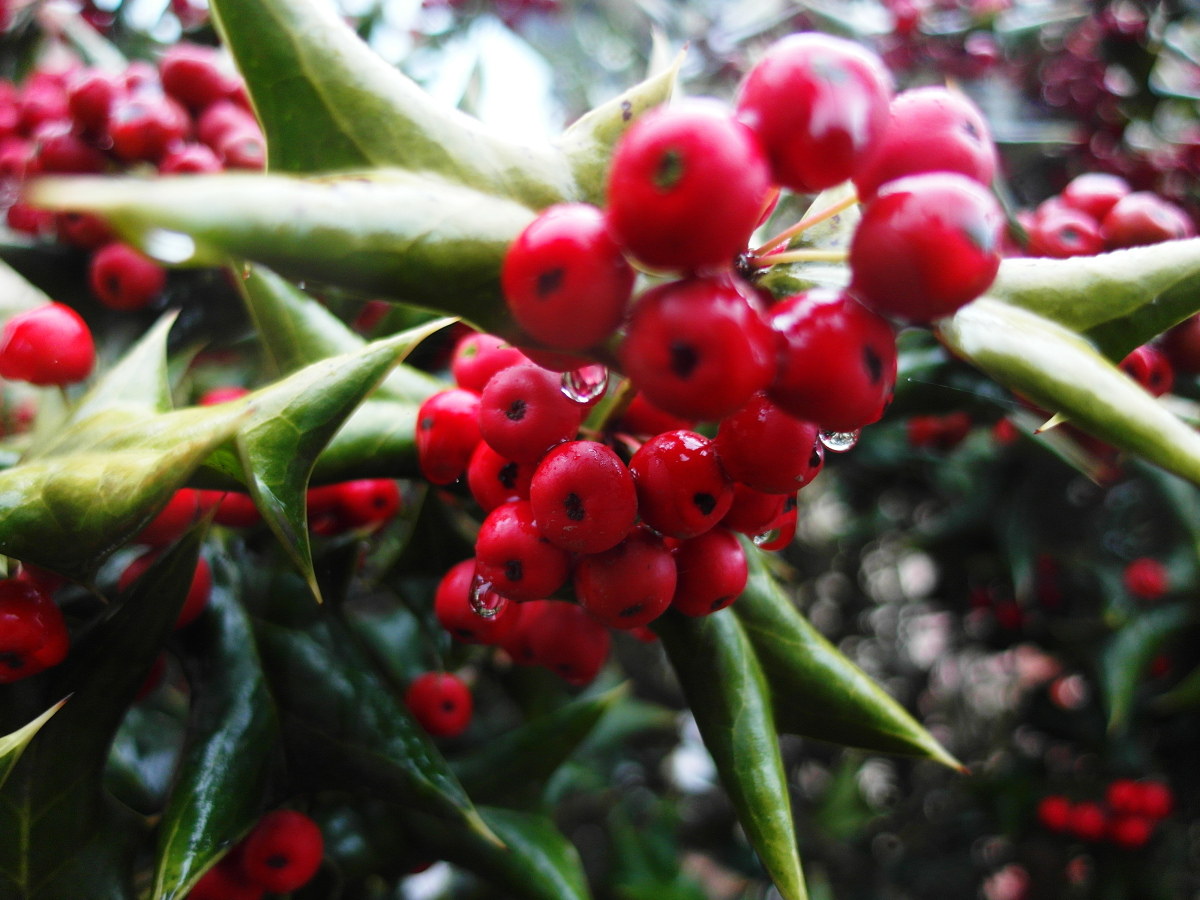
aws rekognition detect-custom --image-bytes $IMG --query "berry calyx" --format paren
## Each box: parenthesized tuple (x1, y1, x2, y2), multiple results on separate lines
(404, 671, 473, 738)
(0, 302, 95, 386)
(467, 441, 534, 513)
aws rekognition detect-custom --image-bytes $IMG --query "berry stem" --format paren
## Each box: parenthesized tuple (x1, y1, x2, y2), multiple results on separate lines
(752, 191, 859, 257)
(749, 248, 849, 268)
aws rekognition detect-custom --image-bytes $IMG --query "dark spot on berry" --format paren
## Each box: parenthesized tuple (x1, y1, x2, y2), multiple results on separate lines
(621, 100, 632, 121)
(537, 266, 565, 297)
(497, 462, 519, 489)
(711, 596, 732, 611)
(266, 854, 289, 870)
(556, 663, 574, 675)
(505, 399, 527, 421)
(863, 345, 883, 384)
(442, 700, 457, 712)
(564, 491, 586, 521)
(670, 341, 699, 379)
(505, 559, 523, 582)
(619, 603, 644, 618)
(809, 447, 822, 468)
(456, 628, 474, 639)
(105, 274, 121, 297)
(420, 417, 433, 430)
(654, 148, 685, 191)
(783, 495, 797, 513)
(693, 492, 716, 516)
(963, 119, 980, 141)
(0, 652, 24, 671)
(1061, 226, 1080, 245)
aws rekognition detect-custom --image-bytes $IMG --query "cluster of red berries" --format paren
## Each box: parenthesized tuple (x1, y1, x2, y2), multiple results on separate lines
(1037, 779, 1174, 849)
(0, 577, 68, 684)
(190, 809, 324, 900)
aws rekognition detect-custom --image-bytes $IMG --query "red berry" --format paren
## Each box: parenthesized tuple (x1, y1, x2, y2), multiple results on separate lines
(525, 600, 611, 685)
(478, 364, 582, 463)
(498, 599, 550, 666)
(615, 393, 695, 437)
(530, 440, 637, 554)
(415, 389, 482, 486)
(1162, 315, 1200, 374)
(574, 529, 677, 628)
(137, 489, 200, 546)
(56, 212, 114, 249)
(306, 484, 348, 536)
(434, 558, 517, 645)
(404, 672, 473, 738)
(188, 855, 264, 900)
(502, 203, 634, 351)
(467, 441, 534, 512)
(606, 99, 771, 272)
(159, 142, 223, 174)
(118, 551, 212, 629)
(768, 289, 897, 432)
(906, 412, 972, 450)
(618, 275, 777, 422)
(66, 69, 121, 135)
(853, 86, 997, 202)
(1069, 801, 1108, 843)
(1124, 557, 1169, 600)
(721, 483, 787, 535)
(217, 126, 266, 170)
(160, 44, 233, 112)
(850, 172, 1003, 323)
(17, 82, 68, 134)
(210, 492, 262, 529)
(197, 99, 257, 149)
(629, 430, 733, 539)
(1119, 345, 1173, 397)
(6, 202, 54, 238)
(33, 121, 106, 173)
(1108, 815, 1153, 849)
(199, 386, 250, 405)
(15, 563, 67, 594)
(672, 527, 748, 616)
(451, 332, 529, 393)
(108, 95, 189, 163)
(1060, 172, 1130, 221)
(336, 479, 401, 529)
(1106, 779, 1142, 814)
(0, 580, 69, 684)
(240, 810, 325, 893)
(757, 500, 798, 551)
(474, 500, 571, 602)
(1028, 206, 1104, 258)
(0, 302, 95, 386)
(89, 243, 167, 312)
(1135, 781, 1173, 819)
(735, 33, 893, 193)
(1036, 795, 1073, 833)
(715, 394, 823, 494)
(1101, 192, 1194, 249)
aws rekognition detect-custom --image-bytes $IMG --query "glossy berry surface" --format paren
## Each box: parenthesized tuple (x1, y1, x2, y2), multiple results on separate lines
(336, 479, 401, 529)
(451, 333, 529, 392)
(467, 441, 534, 512)
(672, 528, 748, 616)
(210, 492, 262, 529)
(714, 394, 823, 494)
(618, 275, 777, 422)
(415, 389, 482, 486)
(850, 172, 1003, 323)
(525, 600, 611, 685)
(736, 32, 893, 193)
(434, 558, 517, 645)
(240, 809, 325, 893)
(853, 86, 997, 202)
(1119, 345, 1173, 397)
(0, 302, 95, 386)
(768, 289, 897, 432)
(530, 440, 637, 554)
(404, 672, 473, 738)
(479, 364, 581, 463)
(574, 529, 677, 628)
(606, 99, 771, 272)
(502, 203, 634, 350)
(0, 580, 69, 684)
(1028, 206, 1104, 258)
(1101, 193, 1194, 249)
(629, 431, 733, 539)
(721, 484, 787, 535)
(1060, 172, 1130, 221)
(474, 500, 571, 601)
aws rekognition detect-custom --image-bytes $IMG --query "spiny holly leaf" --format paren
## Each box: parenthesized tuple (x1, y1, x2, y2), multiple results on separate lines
(451, 684, 627, 806)
(0, 700, 67, 793)
(402, 806, 591, 900)
(208, 0, 574, 207)
(152, 554, 280, 900)
(0, 524, 206, 900)
(1101, 603, 1191, 732)
(987, 238, 1200, 360)
(653, 609, 807, 900)
(252, 612, 494, 843)
(937, 298, 1200, 487)
(733, 540, 962, 769)
(30, 172, 534, 335)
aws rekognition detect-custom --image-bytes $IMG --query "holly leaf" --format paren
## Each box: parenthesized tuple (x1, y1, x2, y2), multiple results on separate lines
(937, 298, 1200, 488)
(402, 806, 591, 900)
(653, 609, 807, 900)
(30, 173, 533, 336)
(0, 700, 67, 793)
(0, 524, 206, 900)
(987, 238, 1200, 360)
(733, 540, 962, 768)
(1100, 603, 1191, 732)
(152, 554, 280, 900)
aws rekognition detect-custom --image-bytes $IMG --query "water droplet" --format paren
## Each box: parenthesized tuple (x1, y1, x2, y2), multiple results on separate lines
(297, 280, 307, 290)
(469, 573, 507, 619)
(142, 228, 195, 264)
(819, 429, 860, 452)
(560, 365, 609, 404)
(752, 527, 782, 547)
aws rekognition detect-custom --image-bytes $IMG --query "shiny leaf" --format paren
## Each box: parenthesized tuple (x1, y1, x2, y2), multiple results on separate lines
(1101, 603, 1191, 731)
(653, 609, 807, 900)
(733, 540, 962, 769)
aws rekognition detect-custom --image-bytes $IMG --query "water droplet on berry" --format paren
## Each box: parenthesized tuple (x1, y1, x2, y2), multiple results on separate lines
(560, 365, 609, 403)
(142, 229, 195, 264)
(819, 429, 861, 452)
(752, 527, 782, 547)
(469, 573, 506, 619)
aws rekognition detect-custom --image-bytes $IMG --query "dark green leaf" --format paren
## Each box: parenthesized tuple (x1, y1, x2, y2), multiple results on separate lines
(0, 525, 206, 899)
(937, 298, 1200, 488)
(653, 609, 807, 900)
(402, 806, 590, 900)
(31, 173, 534, 335)
(0, 701, 66, 793)
(209, 0, 574, 206)
(152, 555, 280, 900)
(1101, 603, 1191, 731)
(451, 684, 627, 805)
